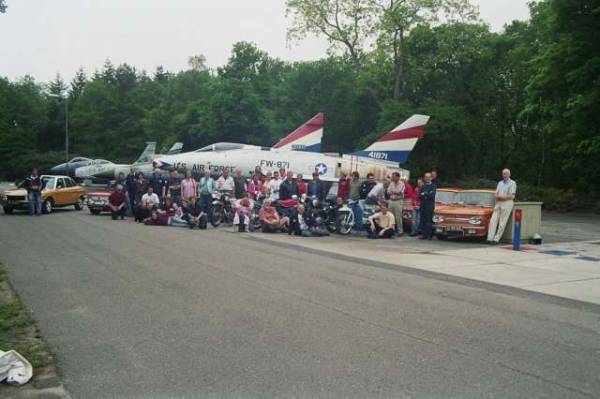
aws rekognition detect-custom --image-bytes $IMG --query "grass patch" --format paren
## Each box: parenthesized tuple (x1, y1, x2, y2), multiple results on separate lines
(0, 263, 51, 368)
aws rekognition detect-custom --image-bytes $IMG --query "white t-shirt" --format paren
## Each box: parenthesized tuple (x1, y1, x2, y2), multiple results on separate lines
(496, 178, 517, 198)
(216, 176, 235, 192)
(269, 179, 281, 201)
(141, 193, 160, 207)
(368, 183, 385, 200)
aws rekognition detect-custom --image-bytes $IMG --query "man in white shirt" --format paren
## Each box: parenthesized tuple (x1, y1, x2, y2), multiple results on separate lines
(137, 186, 160, 222)
(366, 179, 389, 205)
(215, 169, 235, 192)
(386, 172, 405, 234)
(268, 171, 282, 201)
(487, 168, 517, 245)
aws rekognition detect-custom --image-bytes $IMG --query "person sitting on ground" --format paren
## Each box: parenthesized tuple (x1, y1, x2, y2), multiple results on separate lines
(108, 184, 127, 220)
(170, 200, 188, 227)
(145, 198, 182, 226)
(160, 197, 177, 216)
(137, 186, 160, 222)
(259, 199, 281, 233)
(367, 201, 395, 239)
(184, 196, 206, 229)
(233, 197, 254, 232)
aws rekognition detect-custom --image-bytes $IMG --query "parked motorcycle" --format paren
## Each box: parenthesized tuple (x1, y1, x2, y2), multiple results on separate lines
(209, 191, 235, 227)
(249, 193, 265, 232)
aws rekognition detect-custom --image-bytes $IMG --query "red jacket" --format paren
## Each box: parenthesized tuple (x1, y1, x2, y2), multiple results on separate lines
(109, 191, 126, 207)
(296, 180, 307, 196)
(337, 177, 350, 199)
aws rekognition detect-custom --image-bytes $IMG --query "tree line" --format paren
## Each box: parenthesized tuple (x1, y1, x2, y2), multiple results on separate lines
(0, 0, 598, 209)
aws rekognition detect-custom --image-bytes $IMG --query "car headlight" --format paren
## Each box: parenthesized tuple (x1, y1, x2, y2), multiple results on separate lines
(469, 216, 482, 225)
(432, 215, 444, 223)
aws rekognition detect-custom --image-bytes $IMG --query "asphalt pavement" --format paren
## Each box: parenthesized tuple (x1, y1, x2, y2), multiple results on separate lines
(0, 210, 599, 398)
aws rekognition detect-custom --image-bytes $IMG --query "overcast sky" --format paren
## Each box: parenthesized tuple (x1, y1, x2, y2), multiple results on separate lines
(0, 0, 531, 83)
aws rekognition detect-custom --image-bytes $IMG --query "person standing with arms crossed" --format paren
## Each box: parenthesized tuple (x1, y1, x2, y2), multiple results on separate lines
(419, 173, 436, 240)
(487, 168, 517, 245)
(24, 168, 43, 216)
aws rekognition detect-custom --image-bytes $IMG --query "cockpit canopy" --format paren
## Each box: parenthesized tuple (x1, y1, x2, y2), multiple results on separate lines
(194, 142, 268, 152)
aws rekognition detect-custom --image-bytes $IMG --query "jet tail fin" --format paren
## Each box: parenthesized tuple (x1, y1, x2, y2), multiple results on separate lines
(352, 114, 429, 164)
(135, 142, 156, 163)
(167, 142, 184, 154)
(272, 113, 323, 152)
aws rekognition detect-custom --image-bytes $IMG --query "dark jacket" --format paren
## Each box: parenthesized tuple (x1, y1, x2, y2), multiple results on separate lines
(149, 175, 167, 197)
(307, 180, 325, 201)
(184, 202, 203, 217)
(125, 173, 137, 193)
(419, 183, 436, 206)
(23, 175, 43, 193)
(359, 180, 376, 199)
(279, 179, 297, 201)
(233, 176, 247, 199)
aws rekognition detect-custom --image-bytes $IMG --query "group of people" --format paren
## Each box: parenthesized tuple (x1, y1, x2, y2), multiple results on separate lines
(21, 164, 516, 243)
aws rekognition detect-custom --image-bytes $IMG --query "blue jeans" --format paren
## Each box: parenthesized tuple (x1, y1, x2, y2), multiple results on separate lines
(350, 202, 363, 231)
(28, 192, 41, 215)
(199, 193, 212, 213)
(411, 208, 420, 234)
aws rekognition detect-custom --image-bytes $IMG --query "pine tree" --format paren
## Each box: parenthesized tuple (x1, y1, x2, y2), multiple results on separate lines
(70, 67, 87, 99)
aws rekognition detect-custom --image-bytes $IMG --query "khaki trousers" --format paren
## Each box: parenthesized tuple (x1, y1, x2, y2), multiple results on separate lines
(487, 200, 514, 242)
(388, 200, 403, 232)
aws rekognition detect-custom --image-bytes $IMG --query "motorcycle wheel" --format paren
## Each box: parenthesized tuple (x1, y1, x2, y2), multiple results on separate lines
(337, 212, 354, 235)
(210, 205, 223, 227)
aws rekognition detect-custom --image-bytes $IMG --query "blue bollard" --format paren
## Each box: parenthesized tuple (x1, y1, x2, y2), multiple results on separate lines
(513, 209, 522, 251)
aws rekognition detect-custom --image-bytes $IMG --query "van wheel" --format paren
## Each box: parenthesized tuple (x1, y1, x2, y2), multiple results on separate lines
(90, 209, 101, 215)
(42, 199, 53, 214)
(74, 197, 84, 210)
(2, 206, 13, 214)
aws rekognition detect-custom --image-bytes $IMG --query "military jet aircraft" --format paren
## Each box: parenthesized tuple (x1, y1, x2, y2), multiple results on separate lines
(49, 157, 94, 177)
(74, 142, 183, 179)
(74, 113, 324, 180)
(154, 114, 430, 182)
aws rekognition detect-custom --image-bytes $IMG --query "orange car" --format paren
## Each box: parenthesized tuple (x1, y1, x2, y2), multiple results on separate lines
(401, 188, 460, 232)
(1, 175, 86, 214)
(432, 189, 495, 240)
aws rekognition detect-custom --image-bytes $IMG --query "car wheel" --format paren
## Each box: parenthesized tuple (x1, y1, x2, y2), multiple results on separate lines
(42, 199, 53, 214)
(74, 197, 85, 210)
(436, 234, 448, 241)
(90, 208, 101, 215)
(2, 206, 13, 214)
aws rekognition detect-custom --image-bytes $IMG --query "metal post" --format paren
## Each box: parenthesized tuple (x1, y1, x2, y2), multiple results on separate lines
(65, 96, 69, 161)
(513, 209, 522, 251)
